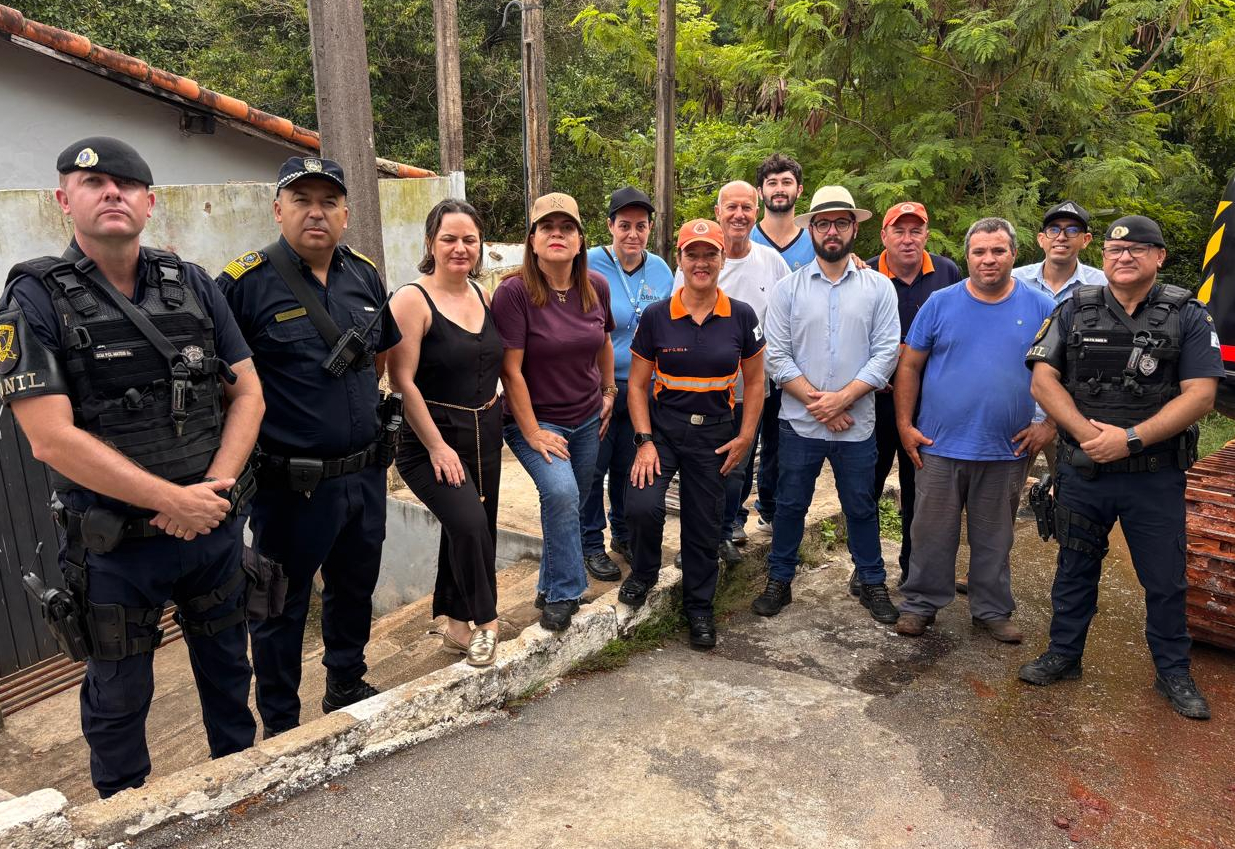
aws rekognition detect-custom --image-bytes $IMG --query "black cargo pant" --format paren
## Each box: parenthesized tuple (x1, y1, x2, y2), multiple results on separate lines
(625, 405, 731, 619)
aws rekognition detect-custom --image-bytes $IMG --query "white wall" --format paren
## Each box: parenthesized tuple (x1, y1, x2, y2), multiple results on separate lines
(0, 40, 298, 191)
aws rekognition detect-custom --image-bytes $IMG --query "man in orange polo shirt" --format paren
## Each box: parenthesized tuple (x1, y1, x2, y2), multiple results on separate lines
(860, 202, 960, 594)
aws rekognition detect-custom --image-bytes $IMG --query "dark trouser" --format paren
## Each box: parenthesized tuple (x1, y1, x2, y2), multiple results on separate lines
(396, 403, 502, 624)
(248, 463, 386, 732)
(73, 519, 255, 797)
(722, 400, 760, 538)
(581, 380, 636, 555)
(872, 391, 913, 574)
(625, 405, 729, 618)
(1048, 459, 1191, 675)
(752, 385, 782, 522)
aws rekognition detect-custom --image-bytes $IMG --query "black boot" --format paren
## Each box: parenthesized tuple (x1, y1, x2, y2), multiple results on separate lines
(1154, 672, 1211, 720)
(751, 578, 792, 617)
(1018, 651, 1083, 685)
(321, 676, 381, 714)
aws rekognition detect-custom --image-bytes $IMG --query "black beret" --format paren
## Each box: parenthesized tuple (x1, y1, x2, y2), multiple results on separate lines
(56, 137, 153, 186)
(1105, 214, 1166, 247)
(276, 156, 347, 196)
(1041, 200, 1091, 230)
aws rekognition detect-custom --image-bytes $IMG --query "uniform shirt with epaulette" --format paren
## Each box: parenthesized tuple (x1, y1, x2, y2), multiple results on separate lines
(217, 236, 401, 458)
(0, 242, 251, 510)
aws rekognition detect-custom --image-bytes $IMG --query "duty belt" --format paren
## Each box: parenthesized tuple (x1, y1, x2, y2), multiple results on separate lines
(56, 504, 162, 547)
(260, 443, 380, 493)
(1058, 440, 1176, 476)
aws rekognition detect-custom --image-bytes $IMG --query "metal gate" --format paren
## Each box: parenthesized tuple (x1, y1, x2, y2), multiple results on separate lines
(0, 403, 63, 675)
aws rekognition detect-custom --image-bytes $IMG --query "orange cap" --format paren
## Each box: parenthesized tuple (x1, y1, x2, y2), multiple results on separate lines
(882, 201, 929, 228)
(677, 218, 725, 252)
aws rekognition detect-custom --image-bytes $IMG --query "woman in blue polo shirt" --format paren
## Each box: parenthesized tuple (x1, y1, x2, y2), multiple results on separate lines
(618, 219, 765, 649)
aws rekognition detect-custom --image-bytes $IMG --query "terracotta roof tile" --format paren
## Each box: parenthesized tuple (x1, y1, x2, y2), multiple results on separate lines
(0, 4, 435, 178)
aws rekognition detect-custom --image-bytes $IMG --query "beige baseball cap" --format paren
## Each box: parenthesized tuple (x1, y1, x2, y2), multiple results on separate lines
(529, 192, 583, 229)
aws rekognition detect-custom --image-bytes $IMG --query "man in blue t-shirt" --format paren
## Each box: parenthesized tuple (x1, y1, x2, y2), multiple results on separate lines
(580, 187, 675, 580)
(893, 217, 1056, 642)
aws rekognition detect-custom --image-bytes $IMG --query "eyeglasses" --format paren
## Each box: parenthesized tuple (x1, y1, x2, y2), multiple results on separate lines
(810, 218, 854, 233)
(1044, 225, 1085, 238)
(1101, 243, 1154, 259)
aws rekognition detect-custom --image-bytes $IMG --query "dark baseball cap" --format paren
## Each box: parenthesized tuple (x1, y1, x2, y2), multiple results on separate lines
(1104, 214, 1166, 247)
(56, 137, 153, 186)
(608, 186, 655, 219)
(276, 156, 347, 195)
(1041, 200, 1091, 230)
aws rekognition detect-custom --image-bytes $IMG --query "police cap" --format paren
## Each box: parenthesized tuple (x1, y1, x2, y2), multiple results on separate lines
(1104, 214, 1166, 247)
(276, 156, 347, 196)
(1041, 200, 1091, 230)
(56, 137, 153, 186)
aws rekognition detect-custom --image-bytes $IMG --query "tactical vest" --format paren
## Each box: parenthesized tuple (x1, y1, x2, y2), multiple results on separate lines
(1064, 283, 1191, 428)
(7, 249, 226, 493)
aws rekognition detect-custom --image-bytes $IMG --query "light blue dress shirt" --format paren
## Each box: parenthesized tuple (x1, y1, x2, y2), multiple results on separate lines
(764, 258, 901, 441)
(1011, 260, 1107, 304)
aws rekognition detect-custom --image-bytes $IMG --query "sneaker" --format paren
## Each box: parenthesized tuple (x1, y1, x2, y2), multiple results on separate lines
(539, 598, 580, 631)
(972, 616, 1023, 644)
(688, 615, 717, 649)
(1154, 672, 1211, 720)
(611, 538, 632, 561)
(731, 525, 748, 544)
(718, 539, 742, 566)
(848, 569, 861, 597)
(955, 577, 968, 595)
(859, 582, 900, 624)
(894, 612, 935, 636)
(750, 578, 792, 617)
(321, 677, 380, 714)
(583, 552, 621, 581)
(618, 576, 652, 609)
(1018, 651, 1083, 685)
(753, 516, 773, 537)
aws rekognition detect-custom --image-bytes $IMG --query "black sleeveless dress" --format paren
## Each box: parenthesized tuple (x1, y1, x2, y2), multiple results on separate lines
(395, 281, 504, 623)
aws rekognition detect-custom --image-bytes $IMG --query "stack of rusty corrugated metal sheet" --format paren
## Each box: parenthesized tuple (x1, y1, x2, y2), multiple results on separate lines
(1184, 440, 1235, 650)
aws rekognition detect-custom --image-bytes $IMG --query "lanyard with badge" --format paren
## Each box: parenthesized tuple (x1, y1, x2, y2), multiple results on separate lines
(603, 246, 653, 330)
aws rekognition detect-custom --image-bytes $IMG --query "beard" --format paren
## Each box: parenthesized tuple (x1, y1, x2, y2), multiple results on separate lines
(813, 229, 856, 262)
(765, 193, 796, 214)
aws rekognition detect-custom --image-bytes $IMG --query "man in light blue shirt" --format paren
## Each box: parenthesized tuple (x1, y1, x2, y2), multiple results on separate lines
(1011, 200, 1107, 304)
(753, 185, 900, 625)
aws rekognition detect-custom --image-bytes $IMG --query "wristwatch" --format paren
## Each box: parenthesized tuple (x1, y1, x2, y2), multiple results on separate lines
(633, 432, 654, 447)
(1125, 427, 1143, 455)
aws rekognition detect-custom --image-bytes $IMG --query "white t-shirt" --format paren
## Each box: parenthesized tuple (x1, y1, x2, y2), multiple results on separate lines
(675, 241, 791, 401)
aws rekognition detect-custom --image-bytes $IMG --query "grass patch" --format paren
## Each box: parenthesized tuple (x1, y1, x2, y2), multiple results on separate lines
(1199, 410, 1235, 458)
(878, 497, 902, 542)
(504, 678, 553, 711)
(570, 607, 681, 675)
(798, 516, 844, 566)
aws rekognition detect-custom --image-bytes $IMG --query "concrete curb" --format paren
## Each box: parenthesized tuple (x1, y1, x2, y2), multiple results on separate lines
(0, 561, 693, 848)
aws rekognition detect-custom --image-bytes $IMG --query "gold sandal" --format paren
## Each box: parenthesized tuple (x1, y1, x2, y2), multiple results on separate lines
(466, 628, 499, 667)
(428, 628, 468, 655)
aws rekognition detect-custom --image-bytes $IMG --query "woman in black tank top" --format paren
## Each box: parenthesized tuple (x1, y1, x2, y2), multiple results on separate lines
(388, 201, 504, 666)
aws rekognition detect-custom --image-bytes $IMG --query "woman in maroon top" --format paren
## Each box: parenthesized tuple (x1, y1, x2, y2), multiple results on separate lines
(491, 192, 616, 633)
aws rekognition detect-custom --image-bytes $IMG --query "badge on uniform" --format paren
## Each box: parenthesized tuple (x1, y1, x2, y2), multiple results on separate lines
(1139, 354, 1158, 376)
(0, 322, 18, 375)
(305, 158, 323, 172)
(1032, 317, 1052, 344)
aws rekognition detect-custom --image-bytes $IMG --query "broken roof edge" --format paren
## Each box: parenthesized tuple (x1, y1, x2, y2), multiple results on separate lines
(0, 4, 436, 179)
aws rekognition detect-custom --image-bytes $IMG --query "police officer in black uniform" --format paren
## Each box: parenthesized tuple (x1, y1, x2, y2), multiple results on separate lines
(1020, 214, 1222, 720)
(0, 137, 262, 796)
(219, 157, 401, 736)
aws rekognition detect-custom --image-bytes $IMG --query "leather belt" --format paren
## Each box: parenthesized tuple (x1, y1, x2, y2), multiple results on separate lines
(262, 443, 378, 481)
(656, 406, 734, 427)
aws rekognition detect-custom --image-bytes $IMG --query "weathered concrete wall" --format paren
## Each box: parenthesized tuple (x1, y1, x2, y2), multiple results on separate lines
(0, 178, 452, 287)
(0, 41, 295, 191)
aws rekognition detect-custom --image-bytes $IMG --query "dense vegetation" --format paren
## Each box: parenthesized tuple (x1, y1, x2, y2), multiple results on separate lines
(22, 0, 1235, 283)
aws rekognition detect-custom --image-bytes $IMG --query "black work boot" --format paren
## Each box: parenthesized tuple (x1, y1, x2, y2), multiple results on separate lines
(1154, 672, 1211, 720)
(688, 615, 717, 649)
(718, 539, 742, 566)
(1018, 651, 1083, 685)
(539, 598, 580, 632)
(583, 552, 621, 581)
(617, 576, 652, 609)
(321, 676, 381, 714)
(859, 582, 899, 624)
(750, 578, 792, 617)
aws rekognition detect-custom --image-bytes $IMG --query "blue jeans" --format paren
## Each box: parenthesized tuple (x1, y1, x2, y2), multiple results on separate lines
(504, 414, 601, 603)
(581, 381, 635, 555)
(767, 423, 885, 585)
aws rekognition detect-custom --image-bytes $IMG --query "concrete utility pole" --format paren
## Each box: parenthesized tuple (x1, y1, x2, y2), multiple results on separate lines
(653, 0, 676, 262)
(306, 0, 387, 280)
(521, 1, 551, 207)
(433, 0, 466, 199)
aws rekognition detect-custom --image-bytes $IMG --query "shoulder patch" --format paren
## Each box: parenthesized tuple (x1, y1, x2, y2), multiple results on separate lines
(222, 251, 266, 280)
(343, 245, 377, 269)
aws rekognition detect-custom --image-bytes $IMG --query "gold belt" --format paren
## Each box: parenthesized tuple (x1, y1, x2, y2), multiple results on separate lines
(424, 394, 498, 502)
